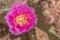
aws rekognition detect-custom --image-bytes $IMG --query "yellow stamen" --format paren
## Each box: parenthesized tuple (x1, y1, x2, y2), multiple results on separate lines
(15, 14, 28, 25)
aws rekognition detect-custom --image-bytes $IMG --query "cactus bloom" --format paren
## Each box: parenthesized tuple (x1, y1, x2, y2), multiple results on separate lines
(43, 15, 55, 24)
(5, 2, 37, 35)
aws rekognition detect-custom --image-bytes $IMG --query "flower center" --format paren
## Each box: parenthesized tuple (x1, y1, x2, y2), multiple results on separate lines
(15, 14, 28, 26)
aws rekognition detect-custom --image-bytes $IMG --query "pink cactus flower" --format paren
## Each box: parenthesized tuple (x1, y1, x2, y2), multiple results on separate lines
(42, 15, 55, 25)
(4, 2, 37, 35)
